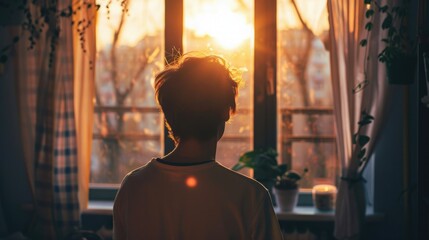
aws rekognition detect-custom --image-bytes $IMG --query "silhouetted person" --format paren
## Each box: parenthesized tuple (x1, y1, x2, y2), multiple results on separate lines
(113, 53, 283, 240)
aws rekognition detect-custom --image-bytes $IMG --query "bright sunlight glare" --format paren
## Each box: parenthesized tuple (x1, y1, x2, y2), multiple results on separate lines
(185, 1, 253, 50)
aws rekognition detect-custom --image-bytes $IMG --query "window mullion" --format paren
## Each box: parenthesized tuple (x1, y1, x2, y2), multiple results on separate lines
(163, 0, 184, 154)
(254, 0, 277, 150)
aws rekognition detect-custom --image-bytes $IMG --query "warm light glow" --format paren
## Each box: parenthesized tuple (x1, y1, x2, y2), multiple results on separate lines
(277, 0, 329, 36)
(312, 184, 337, 211)
(186, 176, 198, 188)
(185, 1, 253, 50)
(312, 184, 337, 193)
(96, 0, 163, 49)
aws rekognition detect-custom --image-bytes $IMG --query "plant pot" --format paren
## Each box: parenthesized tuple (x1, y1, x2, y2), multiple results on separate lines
(387, 53, 417, 85)
(273, 188, 299, 212)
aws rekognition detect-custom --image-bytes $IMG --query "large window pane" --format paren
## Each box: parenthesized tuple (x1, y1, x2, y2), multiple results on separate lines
(277, 0, 338, 188)
(91, 139, 161, 183)
(92, 0, 164, 184)
(184, 0, 254, 169)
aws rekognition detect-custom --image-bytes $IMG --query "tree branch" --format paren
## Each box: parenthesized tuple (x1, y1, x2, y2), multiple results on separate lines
(110, 0, 129, 101)
(290, 0, 315, 37)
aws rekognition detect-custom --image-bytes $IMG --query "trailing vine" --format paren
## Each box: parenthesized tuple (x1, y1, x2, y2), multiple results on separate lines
(0, 0, 128, 68)
(356, 0, 415, 89)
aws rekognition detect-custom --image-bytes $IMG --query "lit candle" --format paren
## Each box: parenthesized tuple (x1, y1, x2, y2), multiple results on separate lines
(312, 184, 337, 211)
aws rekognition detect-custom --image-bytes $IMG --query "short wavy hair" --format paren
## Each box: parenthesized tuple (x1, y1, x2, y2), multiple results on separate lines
(154, 53, 241, 144)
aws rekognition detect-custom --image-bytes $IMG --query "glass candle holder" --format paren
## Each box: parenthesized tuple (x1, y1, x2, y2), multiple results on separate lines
(312, 184, 337, 211)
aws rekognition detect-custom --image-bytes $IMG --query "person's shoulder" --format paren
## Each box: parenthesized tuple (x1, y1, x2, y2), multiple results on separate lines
(213, 162, 268, 193)
(119, 160, 155, 184)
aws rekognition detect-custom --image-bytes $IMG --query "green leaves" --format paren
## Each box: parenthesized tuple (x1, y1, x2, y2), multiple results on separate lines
(0, 36, 20, 65)
(352, 111, 374, 165)
(352, 79, 369, 93)
(365, 9, 375, 18)
(231, 162, 245, 171)
(357, 148, 366, 159)
(358, 111, 374, 126)
(284, 171, 301, 181)
(232, 148, 306, 184)
(232, 148, 286, 179)
(379, 5, 389, 13)
(358, 118, 372, 126)
(360, 2, 411, 70)
(352, 134, 370, 147)
(278, 164, 288, 175)
(365, 22, 373, 31)
(382, 14, 393, 29)
(358, 135, 370, 147)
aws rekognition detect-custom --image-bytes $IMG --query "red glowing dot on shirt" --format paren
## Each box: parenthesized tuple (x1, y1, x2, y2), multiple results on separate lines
(186, 177, 197, 188)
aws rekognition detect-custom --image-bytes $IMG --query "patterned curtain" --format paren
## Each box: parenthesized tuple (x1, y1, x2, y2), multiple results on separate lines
(14, 0, 95, 238)
(32, 0, 80, 238)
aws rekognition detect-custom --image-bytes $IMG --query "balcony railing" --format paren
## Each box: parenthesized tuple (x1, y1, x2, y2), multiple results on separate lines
(280, 107, 336, 169)
(93, 106, 336, 157)
(93, 105, 251, 142)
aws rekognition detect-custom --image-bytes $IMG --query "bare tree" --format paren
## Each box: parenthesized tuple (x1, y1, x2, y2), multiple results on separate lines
(281, 0, 328, 180)
(94, 0, 159, 182)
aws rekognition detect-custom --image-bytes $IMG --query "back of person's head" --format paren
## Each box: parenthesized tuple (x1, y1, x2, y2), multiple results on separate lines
(154, 53, 241, 144)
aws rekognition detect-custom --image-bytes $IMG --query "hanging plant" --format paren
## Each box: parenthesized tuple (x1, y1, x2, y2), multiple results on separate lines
(356, 0, 416, 90)
(353, 110, 374, 169)
(0, 0, 128, 69)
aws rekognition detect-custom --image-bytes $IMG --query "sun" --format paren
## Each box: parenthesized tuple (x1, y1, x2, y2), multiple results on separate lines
(185, 3, 253, 50)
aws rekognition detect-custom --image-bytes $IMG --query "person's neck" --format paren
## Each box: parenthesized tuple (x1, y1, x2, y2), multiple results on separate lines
(161, 138, 217, 164)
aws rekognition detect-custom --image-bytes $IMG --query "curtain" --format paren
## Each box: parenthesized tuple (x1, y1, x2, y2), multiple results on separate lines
(32, 0, 80, 238)
(327, 0, 391, 239)
(14, 0, 95, 238)
(73, 0, 96, 212)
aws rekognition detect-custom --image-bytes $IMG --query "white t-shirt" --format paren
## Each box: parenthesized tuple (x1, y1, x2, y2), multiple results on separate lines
(113, 159, 283, 240)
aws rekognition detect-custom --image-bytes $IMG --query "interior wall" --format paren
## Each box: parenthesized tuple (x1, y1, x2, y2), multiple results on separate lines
(366, 0, 420, 238)
(369, 86, 406, 240)
(410, 69, 419, 240)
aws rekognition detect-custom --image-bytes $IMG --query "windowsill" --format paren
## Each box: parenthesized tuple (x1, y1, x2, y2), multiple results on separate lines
(274, 206, 383, 222)
(84, 201, 383, 222)
(85, 200, 114, 215)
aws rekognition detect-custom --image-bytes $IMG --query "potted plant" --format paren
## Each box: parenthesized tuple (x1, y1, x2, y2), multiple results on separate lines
(232, 148, 287, 195)
(358, 0, 416, 88)
(232, 148, 308, 209)
(273, 169, 308, 211)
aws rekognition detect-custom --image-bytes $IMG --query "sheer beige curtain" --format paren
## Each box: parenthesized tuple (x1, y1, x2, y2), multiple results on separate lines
(73, 0, 96, 210)
(327, 0, 391, 239)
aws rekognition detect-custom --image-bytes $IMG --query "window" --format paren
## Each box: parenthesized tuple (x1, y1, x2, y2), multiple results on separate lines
(183, 0, 254, 170)
(277, 0, 337, 188)
(91, 0, 338, 191)
(92, 0, 164, 184)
